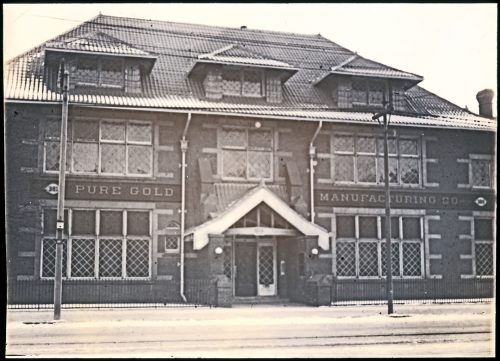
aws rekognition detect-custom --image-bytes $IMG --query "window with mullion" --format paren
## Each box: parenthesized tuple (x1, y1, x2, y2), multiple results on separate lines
(352, 78, 385, 106)
(473, 218, 494, 277)
(336, 214, 424, 279)
(222, 69, 264, 98)
(220, 127, 273, 180)
(41, 208, 151, 280)
(330, 133, 421, 186)
(75, 57, 124, 89)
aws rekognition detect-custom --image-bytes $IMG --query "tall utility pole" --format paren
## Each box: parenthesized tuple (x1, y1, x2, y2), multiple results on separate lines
(372, 83, 394, 314)
(54, 61, 69, 320)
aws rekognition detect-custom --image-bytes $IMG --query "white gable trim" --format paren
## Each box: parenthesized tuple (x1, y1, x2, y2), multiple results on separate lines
(186, 186, 330, 250)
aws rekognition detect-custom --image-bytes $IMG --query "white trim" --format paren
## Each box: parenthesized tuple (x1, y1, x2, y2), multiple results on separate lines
(225, 227, 299, 236)
(186, 185, 329, 250)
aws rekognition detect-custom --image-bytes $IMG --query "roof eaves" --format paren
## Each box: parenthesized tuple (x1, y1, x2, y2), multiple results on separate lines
(44, 47, 157, 59)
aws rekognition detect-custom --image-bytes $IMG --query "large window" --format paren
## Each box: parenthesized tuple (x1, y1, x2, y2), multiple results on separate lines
(44, 119, 153, 176)
(222, 69, 264, 98)
(41, 209, 151, 279)
(335, 214, 424, 279)
(75, 57, 124, 89)
(317, 133, 421, 186)
(219, 127, 273, 180)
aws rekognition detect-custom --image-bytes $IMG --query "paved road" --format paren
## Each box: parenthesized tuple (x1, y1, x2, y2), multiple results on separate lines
(5, 303, 495, 357)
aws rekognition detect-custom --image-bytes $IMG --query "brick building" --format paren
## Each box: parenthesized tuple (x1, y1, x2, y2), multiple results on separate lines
(5, 14, 496, 306)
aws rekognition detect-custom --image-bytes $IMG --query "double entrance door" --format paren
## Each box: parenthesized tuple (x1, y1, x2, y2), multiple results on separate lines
(233, 239, 276, 297)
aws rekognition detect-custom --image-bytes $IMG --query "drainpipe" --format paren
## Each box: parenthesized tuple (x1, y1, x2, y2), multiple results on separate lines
(309, 121, 323, 223)
(179, 112, 192, 303)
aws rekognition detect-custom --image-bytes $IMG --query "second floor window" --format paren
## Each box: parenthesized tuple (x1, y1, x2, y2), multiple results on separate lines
(44, 119, 153, 176)
(219, 127, 273, 180)
(317, 133, 421, 186)
(222, 69, 264, 98)
(457, 154, 493, 190)
(75, 57, 124, 89)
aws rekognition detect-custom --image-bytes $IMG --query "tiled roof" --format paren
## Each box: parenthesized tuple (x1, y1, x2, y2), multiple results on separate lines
(45, 31, 154, 57)
(4, 14, 495, 132)
(198, 44, 293, 68)
(214, 182, 288, 214)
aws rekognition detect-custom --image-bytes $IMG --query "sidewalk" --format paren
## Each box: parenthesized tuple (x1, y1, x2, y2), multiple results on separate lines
(6, 302, 495, 358)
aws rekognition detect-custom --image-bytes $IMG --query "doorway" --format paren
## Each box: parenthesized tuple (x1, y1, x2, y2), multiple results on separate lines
(234, 239, 277, 297)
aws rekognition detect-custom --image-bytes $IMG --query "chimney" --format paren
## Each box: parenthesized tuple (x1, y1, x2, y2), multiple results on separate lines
(476, 89, 494, 118)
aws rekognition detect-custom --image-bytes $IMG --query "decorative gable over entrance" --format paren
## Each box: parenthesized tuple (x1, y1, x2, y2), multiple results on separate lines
(185, 183, 330, 250)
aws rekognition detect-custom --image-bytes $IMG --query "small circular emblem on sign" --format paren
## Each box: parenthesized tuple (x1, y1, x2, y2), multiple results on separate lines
(474, 197, 487, 207)
(45, 183, 59, 195)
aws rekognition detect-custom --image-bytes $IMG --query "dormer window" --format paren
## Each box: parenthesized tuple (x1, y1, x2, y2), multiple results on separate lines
(222, 69, 264, 98)
(43, 31, 157, 94)
(189, 44, 298, 103)
(352, 78, 385, 106)
(75, 57, 124, 89)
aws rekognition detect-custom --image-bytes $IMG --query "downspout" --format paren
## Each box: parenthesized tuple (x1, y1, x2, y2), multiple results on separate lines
(179, 112, 192, 303)
(309, 121, 323, 223)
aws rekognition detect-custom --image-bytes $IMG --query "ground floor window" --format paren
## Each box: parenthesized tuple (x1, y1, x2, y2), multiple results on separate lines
(459, 215, 494, 278)
(41, 208, 151, 279)
(335, 215, 424, 279)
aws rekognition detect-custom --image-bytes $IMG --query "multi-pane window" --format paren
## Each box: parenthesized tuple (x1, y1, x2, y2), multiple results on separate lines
(460, 217, 494, 278)
(352, 78, 385, 106)
(41, 208, 151, 279)
(44, 119, 152, 176)
(219, 127, 273, 180)
(335, 214, 424, 279)
(458, 155, 493, 189)
(75, 57, 124, 89)
(222, 69, 264, 97)
(318, 133, 421, 186)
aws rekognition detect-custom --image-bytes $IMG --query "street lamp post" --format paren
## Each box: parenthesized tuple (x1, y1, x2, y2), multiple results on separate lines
(372, 84, 394, 314)
(54, 62, 69, 320)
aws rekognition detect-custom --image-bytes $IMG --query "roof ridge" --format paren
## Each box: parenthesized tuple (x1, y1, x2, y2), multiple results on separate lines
(96, 13, 333, 40)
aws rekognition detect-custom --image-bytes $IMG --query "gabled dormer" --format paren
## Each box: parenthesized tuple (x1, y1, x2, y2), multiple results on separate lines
(44, 31, 157, 94)
(313, 54, 423, 111)
(188, 44, 298, 103)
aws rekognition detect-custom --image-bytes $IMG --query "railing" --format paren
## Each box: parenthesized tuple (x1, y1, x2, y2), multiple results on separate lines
(7, 279, 217, 309)
(327, 278, 494, 305)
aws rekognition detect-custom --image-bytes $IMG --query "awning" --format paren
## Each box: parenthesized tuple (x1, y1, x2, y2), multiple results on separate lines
(185, 183, 330, 250)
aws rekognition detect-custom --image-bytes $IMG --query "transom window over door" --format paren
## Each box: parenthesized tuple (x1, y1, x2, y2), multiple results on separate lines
(220, 127, 273, 180)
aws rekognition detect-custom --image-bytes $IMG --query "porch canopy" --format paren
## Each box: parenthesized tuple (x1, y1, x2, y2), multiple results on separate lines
(186, 183, 330, 250)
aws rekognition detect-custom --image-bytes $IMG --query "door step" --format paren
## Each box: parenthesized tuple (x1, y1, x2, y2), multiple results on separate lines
(233, 296, 290, 305)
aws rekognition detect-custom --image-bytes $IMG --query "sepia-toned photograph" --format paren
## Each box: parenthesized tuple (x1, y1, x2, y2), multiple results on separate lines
(4, 3, 496, 358)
